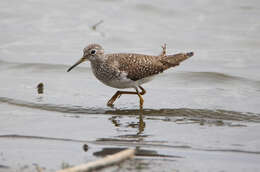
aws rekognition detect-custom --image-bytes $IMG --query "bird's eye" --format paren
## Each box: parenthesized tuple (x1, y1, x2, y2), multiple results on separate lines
(90, 49, 96, 55)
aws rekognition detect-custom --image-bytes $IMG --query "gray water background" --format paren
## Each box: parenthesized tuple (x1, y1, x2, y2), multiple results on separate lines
(0, 0, 260, 172)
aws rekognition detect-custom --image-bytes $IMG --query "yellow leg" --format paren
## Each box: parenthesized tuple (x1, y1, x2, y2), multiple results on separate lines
(107, 91, 137, 107)
(106, 86, 146, 108)
(138, 86, 146, 95)
(135, 87, 144, 109)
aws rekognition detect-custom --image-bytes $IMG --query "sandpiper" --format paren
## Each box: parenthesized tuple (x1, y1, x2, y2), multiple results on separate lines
(67, 44, 193, 109)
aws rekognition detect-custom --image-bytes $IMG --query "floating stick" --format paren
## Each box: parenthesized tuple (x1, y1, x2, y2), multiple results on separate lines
(57, 148, 135, 172)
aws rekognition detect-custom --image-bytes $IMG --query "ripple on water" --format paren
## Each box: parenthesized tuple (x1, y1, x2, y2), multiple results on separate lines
(0, 96, 259, 123)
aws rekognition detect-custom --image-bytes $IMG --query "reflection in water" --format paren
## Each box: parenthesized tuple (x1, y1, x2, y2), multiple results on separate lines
(93, 147, 181, 158)
(2, 134, 259, 155)
(36, 96, 44, 102)
(92, 147, 178, 172)
(1, 96, 259, 123)
(1, 96, 259, 138)
(138, 113, 145, 135)
(109, 110, 146, 135)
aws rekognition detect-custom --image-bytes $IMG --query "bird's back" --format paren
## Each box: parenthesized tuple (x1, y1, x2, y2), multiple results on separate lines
(106, 52, 193, 81)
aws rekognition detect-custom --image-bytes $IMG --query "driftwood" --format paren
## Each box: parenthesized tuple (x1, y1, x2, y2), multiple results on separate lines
(57, 149, 135, 172)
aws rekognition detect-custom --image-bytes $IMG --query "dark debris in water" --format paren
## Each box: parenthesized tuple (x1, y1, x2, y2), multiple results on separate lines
(36, 83, 44, 94)
(91, 20, 104, 30)
(83, 144, 89, 152)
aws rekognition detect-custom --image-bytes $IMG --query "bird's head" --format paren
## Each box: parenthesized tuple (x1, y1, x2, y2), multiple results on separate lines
(67, 44, 104, 72)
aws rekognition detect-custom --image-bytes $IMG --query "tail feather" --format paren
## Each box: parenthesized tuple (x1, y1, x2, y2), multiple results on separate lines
(160, 52, 194, 67)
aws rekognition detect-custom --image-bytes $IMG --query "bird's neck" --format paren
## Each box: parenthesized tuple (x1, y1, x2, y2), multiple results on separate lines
(89, 58, 106, 69)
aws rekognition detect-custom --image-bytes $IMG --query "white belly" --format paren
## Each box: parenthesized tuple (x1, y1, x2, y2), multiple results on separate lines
(104, 75, 156, 89)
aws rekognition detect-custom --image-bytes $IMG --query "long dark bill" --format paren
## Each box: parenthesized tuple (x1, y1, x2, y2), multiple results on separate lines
(67, 58, 86, 72)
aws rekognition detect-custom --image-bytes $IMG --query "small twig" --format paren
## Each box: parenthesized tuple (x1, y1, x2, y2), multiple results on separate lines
(57, 149, 135, 172)
(91, 20, 104, 30)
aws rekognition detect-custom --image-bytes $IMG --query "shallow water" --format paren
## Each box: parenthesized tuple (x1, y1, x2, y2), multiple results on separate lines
(1, 0, 260, 172)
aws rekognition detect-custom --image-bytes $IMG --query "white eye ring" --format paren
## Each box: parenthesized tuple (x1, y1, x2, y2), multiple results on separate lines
(90, 49, 96, 55)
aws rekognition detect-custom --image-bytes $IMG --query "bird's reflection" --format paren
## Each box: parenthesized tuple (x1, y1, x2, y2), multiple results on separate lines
(109, 109, 146, 135)
(138, 113, 145, 135)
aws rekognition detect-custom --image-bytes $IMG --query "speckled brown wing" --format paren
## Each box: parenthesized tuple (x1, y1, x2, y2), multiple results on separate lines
(107, 53, 165, 81)
(159, 52, 194, 68)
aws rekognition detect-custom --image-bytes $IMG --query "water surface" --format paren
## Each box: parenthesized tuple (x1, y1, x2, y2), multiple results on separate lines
(0, 0, 260, 172)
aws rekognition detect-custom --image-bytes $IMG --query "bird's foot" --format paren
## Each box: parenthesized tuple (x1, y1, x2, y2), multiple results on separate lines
(107, 91, 122, 108)
(107, 100, 115, 108)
